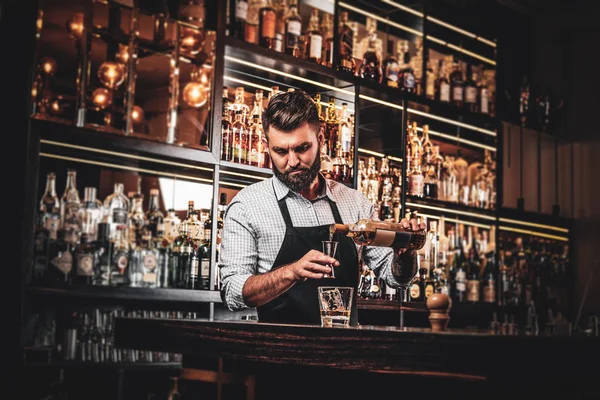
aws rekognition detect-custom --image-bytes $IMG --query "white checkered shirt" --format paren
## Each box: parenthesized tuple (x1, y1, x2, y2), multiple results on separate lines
(218, 174, 398, 311)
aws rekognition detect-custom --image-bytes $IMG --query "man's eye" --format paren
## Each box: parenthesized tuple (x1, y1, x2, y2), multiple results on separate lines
(296, 145, 309, 152)
(275, 149, 287, 155)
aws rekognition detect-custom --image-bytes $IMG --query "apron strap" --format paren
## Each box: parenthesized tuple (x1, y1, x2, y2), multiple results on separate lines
(274, 180, 342, 228)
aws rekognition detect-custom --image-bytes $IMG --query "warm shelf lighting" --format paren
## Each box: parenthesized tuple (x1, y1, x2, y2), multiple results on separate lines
(358, 94, 404, 111)
(498, 218, 569, 233)
(224, 56, 355, 97)
(415, 212, 493, 230)
(498, 226, 569, 242)
(406, 107, 497, 136)
(406, 201, 497, 221)
(358, 148, 403, 163)
(339, 2, 422, 37)
(414, 126, 496, 152)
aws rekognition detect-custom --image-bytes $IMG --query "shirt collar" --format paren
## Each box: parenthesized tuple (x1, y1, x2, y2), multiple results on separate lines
(272, 173, 335, 202)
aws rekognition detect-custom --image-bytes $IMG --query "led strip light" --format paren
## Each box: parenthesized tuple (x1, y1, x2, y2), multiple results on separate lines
(225, 56, 355, 97)
(40, 153, 249, 189)
(414, 127, 496, 152)
(406, 201, 497, 221)
(340, 2, 496, 65)
(406, 107, 497, 136)
(358, 148, 403, 163)
(381, 0, 497, 49)
(498, 218, 569, 234)
(498, 226, 569, 242)
(414, 212, 493, 230)
(40, 139, 214, 172)
(358, 94, 404, 111)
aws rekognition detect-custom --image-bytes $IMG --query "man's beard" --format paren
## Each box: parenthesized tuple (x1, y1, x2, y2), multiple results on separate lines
(273, 155, 321, 192)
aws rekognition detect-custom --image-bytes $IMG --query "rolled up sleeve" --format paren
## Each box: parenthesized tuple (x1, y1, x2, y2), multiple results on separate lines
(218, 200, 257, 311)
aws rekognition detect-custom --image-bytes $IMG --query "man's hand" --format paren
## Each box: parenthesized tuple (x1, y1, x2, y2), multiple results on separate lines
(287, 250, 339, 281)
(397, 217, 426, 256)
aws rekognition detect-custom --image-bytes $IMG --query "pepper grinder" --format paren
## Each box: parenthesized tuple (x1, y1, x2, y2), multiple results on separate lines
(426, 292, 452, 332)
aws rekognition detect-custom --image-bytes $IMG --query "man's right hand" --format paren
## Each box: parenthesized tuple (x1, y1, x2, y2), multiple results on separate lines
(287, 250, 339, 281)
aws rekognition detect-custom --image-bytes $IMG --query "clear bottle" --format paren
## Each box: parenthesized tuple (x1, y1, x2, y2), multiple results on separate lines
(382, 39, 399, 88)
(110, 225, 130, 287)
(103, 183, 130, 242)
(32, 211, 50, 283)
(78, 187, 102, 242)
(408, 160, 424, 197)
(60, 169, 81, 227)
(477, 71, 489, 114)
(247, 111, 264, 167)
(127, 195, 146, 245)
(337, 11, 355, 73)
(339, 102, 352, 158)
(324, 97, 338, 157)
(231, 110, 248, 164)
(221, 88, 233, 161)
(305, 8, 322, 63)
(130, 230, 159, 288)
(232, 86, 250, 122)
(152, 223, 171, 288)
(163, 208, 181, 243)
(284, 0, 302, 57)
(40, 172, 61, 240)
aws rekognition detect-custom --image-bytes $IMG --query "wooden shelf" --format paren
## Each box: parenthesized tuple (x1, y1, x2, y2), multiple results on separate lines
(405, 195, 497, 223)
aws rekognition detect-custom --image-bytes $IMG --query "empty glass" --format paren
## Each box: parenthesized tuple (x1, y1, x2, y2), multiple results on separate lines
(321, 240, 338, 278)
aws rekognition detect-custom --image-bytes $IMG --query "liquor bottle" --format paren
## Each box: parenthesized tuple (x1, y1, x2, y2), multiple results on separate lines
(339, 103, 352, 158)
(130, 230, 159, 288)
(477, 71, 489, 114)
(452, 240, 467, 303)
(170, 221, 189, 288)
(127, 195, 146, 245)
(359, 19, 382, 82)
(425, 60, 435, 100)
(284, 0, 301, 57)
(408, 157, 424, 197)
(228, 0, 248, 39)
(330, 219, 426, 250)
(481, 251, 497, 304)
(103, 182, 130, 242)
(231, 110, 248, 164)
(60, 169, 81, 227)
(423, 164, 438, 199)
(321, 12, 334, 67)
(152, 224, 171, 288)
(215, 193, 228, 265)
(73, 232, 95, 285)
(466, 246, 480, 303)
(40, 172, 61, 240)
(464, 64, 477, 113)
(397, 40, 415, 92)
(519, 76, 530, 126)
(424, 267, 435, 300)
(382, 39, 399, 88)
(46, 228, 73, 286)
(232, 86, 250, 121)
(258, 0, 276, 49)
(247, 110, 264, 167)
(221, 88, 233, 161)
(449, 60, 464, 108)
(79, 187, 102, 242)
(305, 8, 322, 64)
(181, 236, 199, 289)
(410, 267, 427, 302)
(337, 11, 355, 73)
(146, 188, 164, 238)
(435, 60, 450, 103)
(110, 224, 130, 286)
(167, 377, 182, 400)
(92, 222, 111, 286)
(32, 211, 50, 283)
(197, 233, 211, 290)
(274, 0, 287, 38)
(325, 97, 338, 157)
(163, 208, 181, 243)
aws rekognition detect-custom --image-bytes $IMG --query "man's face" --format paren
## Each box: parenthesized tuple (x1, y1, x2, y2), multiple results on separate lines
(267, 122, 322, 192)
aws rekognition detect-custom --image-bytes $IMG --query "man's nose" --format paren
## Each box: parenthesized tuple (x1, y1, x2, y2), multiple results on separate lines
(287, 151, 300, 168)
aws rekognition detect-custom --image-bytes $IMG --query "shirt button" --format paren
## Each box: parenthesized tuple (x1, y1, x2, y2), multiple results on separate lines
(307, 203, 312, 208)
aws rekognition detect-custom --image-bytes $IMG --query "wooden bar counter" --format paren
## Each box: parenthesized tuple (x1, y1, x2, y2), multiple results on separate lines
(114, 318, 599, 399)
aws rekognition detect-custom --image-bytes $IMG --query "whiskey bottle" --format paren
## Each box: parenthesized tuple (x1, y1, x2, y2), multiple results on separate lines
(325, 97, 338, 156)
(337, 11, 355, 73)
(163, 208, 181, 243)
(152, 224, 171, 288)
(423, 164, 438, 199)
(330, 219, 426, 250)
(92, 222, 111, 286)
(247, 111, 264, 167)
(359, 20, 382, 82)
(221, 89, 233, 161)
(244, 0, 259, 44)
(425, 60, 436, 100)
(110, 225, 130, 286)
(409, 267, 425, 302)
(408, 159, 424, 197)
(127, 195, 146, 246)
(284, 0, 302, 57)
(452, 240, 467, 303)
(435, 60, 450, 103)
(382, 39, 399, 88)
(466, 245, 480, 303)
(60, 169, 81, 227)
(229, 0, 248, 39)
(47, 228, 73, 286)
(231, 110, 248, 164)
(321, 12, 334, 67)
(170, 221, 189, 288)
(130, 230, 159, 288)
(197, 236, 211, 290)
(339, 102, 352, 158)
(305, 8, 322, 64)
(40, 172, 61, 240)
(146, 188, 164, 238)
(464, 64, 477, 113)
(73, 232, 95, 285)
(449, 60, 464, 108)
(32, 212, 50, 283)
(481, 251, 497, 303)
(258, 0, 276, 49)
(477, 72, 489, 114)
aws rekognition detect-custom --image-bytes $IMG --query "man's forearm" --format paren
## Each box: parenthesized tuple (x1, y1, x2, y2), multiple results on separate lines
(242, 265, 297, 307)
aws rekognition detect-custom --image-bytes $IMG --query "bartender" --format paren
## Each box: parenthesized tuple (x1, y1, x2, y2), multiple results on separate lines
(218, 90, 423, 326)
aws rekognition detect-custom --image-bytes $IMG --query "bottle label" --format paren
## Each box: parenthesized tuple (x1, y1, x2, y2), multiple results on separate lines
(341, 126, 352, 152)
(45, 217, 59, 240)
(467, 279, 479, 301)
(440, 83, 450, 102)
(425, 284, 434, 298)
(483, 283, 496, 303)
(426, 79, 435, 97)
(204, 228, 212, 242)
(465, 87, 477, 103)
(410, 283, 420, 299)
(309, 34, 322, 59)
(403, 71, 415, 89)
(236, 0, 248, 21)
(286, 20, 301, 37)
(52, 252, 73, 275)
(143, 254, 157, 271)
(480, 88, 489, 114)
(452, 86, 463, 102)
(113, 208, 127, 224)
(260, 10, 276, 39)
(190, 257, 199, 278)
(455, 270, 466, 292)
(76, 253, 94, 276)
(245, 24, 257, 44)
(340, 31, 353, 57)
(408, 174, 424, 197)
(114, 252, 128, 272)
(201, 259, 210, 278)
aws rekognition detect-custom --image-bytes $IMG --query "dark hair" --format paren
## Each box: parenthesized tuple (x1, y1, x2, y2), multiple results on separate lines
(262, 90, 320, 140)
